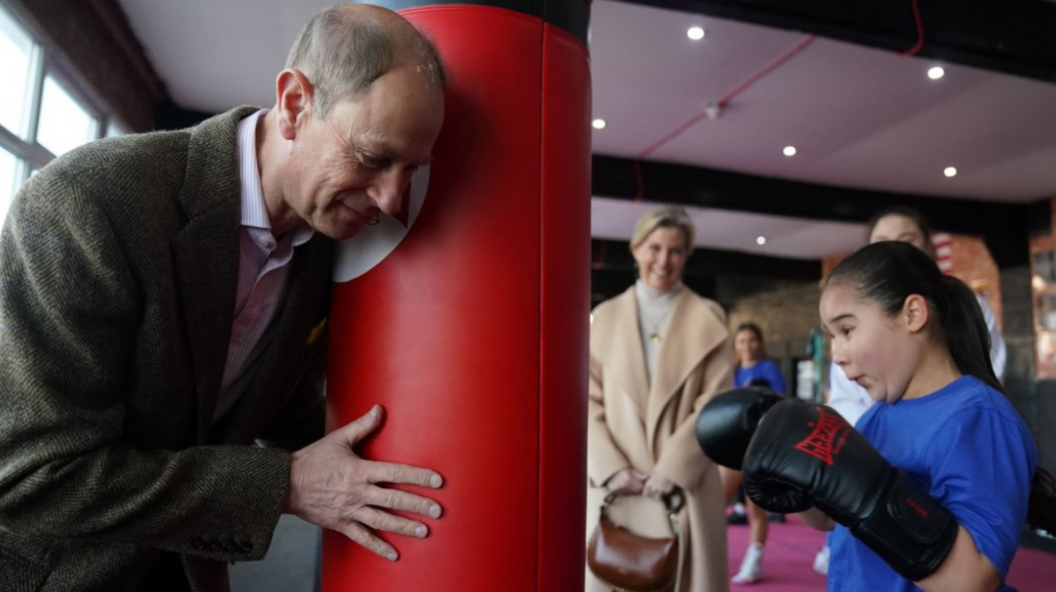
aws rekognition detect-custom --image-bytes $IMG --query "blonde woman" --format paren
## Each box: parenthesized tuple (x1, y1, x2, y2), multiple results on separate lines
(587, 206, 732, 592)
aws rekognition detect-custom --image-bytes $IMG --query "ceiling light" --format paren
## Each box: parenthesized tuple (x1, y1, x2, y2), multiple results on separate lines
(783, 146, 797, 157)
(928, 66, 945, 80)
(756, 236, 767, 245)
(592, 118, 606, 130)
(944, 166, 957, 177)
(687, 26, 705, 41)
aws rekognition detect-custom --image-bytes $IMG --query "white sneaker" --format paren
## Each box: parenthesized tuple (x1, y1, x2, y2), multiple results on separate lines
(731, 542, 764, 585)
(813, 545, 830, 575)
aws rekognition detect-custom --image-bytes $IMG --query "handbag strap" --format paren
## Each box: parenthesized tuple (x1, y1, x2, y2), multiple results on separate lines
(602, 489, 685, 535)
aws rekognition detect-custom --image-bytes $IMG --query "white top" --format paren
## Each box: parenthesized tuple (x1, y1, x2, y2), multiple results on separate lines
(635, 280, 682, 383)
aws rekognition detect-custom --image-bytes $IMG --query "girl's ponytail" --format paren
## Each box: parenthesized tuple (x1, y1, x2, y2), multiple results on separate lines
(938, 275, 1002, 393)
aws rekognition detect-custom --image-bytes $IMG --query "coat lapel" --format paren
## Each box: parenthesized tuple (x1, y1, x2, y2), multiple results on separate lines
(172, 108, 255, 442)
(645, 290, 727, 432)
(607, 288, 650, 417)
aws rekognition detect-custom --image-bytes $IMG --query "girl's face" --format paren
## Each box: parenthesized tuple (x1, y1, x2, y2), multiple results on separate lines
(734, 330, 763, 364)
(632, 226, 689, 292)
(820, 282, 920, 404)
(869, 214, 935, 259)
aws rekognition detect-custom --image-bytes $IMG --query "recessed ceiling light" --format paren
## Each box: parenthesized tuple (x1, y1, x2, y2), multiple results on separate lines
(944, 166, 958, 177)
(756, 236, 767, 245)
(928, 66, 945, 80)
(592, 118, 606, 130)
(687, 26, 705, 41)
(783, 146, 797, 157)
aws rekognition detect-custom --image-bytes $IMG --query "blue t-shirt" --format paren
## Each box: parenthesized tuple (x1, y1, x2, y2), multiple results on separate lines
(734, 359, 786, 394)
(827, 376, 1036, 592)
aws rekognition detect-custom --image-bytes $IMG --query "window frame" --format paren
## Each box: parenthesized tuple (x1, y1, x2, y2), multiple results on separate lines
(0, 0, 123, 200)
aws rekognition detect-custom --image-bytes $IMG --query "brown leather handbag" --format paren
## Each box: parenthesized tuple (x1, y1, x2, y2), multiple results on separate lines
(587, 491, 683, 592)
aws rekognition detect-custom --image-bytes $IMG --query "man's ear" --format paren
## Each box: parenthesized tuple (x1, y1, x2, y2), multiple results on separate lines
(903, 294, 930, 333)
(276, 69, 315, 140)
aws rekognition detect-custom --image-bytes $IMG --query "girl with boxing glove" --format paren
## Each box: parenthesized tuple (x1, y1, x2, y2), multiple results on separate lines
(740, 240, 1054, 592)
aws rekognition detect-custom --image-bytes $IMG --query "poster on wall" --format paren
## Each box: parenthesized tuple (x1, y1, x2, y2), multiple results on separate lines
(1031, 236, 1056, 379)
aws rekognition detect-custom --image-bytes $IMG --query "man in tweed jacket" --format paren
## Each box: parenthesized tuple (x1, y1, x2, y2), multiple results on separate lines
(0, 5, 446, 591)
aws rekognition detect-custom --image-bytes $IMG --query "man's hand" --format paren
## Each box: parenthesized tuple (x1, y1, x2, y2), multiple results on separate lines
(285, 405, 443, 561)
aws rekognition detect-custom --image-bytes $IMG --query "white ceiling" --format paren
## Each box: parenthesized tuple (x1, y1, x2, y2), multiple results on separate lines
(116, 0, 1056, 260)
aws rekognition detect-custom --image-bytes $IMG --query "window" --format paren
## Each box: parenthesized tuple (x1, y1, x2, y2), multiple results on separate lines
(0, 1, 121, 215)
(0, 145, 18, 222)
(37, 75, 99, 157)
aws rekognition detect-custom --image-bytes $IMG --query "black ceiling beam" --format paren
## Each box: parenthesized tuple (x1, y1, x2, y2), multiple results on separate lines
(593, 154, 1031, 235)
(623, 0, 1056, 84)
(593, 154, 1034, 268)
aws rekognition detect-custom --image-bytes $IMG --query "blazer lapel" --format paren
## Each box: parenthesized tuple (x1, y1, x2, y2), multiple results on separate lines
(173, 207, 239, 443)
(172, 108, 253, 442)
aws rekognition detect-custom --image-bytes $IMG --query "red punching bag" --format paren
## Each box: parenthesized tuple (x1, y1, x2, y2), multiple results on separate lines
(323, 2, 592, 591)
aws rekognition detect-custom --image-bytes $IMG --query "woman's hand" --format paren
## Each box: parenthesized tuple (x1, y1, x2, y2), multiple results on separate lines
(643, 473, 676, 500)
(605, 468, 648, 495)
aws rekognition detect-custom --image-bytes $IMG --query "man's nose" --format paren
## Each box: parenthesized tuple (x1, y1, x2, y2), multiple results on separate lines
(371, 168, 411, 215)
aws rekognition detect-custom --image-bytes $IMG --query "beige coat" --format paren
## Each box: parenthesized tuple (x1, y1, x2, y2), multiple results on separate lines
(586, 285, 733, 592)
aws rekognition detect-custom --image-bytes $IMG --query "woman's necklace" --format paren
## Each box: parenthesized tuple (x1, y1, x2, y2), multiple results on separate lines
(636, 280, 680, 345)
(642, 307, 671, 344)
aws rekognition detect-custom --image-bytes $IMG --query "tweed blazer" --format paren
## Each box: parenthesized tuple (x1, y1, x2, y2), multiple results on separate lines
(0, 108, 333, 592)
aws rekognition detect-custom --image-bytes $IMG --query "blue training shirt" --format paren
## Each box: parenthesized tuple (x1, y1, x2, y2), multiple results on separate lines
(827, 375, 1036, 592)
(734, 359, 786, 394)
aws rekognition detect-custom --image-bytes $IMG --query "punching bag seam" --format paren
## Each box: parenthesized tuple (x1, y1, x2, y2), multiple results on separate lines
(536, 16, 548, 592)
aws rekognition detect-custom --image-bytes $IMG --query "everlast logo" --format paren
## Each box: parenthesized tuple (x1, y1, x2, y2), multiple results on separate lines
(793, 407, 850, 466)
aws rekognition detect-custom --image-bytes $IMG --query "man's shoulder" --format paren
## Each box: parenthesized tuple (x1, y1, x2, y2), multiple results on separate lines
(26, 107, 254, 215)
(39, 107, 252, 189)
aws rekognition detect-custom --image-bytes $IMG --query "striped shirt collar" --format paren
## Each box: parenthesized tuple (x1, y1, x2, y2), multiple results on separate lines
(237, 109, 314, 246)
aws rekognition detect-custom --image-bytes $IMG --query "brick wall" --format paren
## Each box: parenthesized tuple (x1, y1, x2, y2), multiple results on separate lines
(717, 277, 822, 397)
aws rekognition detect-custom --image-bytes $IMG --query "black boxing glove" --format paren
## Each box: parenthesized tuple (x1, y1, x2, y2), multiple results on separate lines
(695, 387, 783, 470)
(742, 398, 958, 582)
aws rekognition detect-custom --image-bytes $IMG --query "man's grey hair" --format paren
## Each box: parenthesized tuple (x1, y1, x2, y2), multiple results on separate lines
(285, 5, 447, 117)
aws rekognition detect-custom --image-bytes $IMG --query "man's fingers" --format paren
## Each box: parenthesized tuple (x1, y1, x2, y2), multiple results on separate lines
(351, 506, 430, 539)
(362, 485, 443, 519)
(333, 405, 384, 447)
(341, 522, 399, 561)
(363, 459, 443, 489)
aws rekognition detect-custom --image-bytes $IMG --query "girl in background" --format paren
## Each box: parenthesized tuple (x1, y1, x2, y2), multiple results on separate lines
(725, 323, 786, 585)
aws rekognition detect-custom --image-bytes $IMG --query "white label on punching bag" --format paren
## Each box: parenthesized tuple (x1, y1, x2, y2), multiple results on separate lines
(332, 165, 430, 283)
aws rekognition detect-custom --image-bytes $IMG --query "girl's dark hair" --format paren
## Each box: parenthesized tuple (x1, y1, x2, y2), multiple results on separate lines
(735, 322, 764, 342)
(827, 241, 999, 391)
(866, 205, 934, 243)
(734, 322, 767, 359)
(828, 240, 1056, 534)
